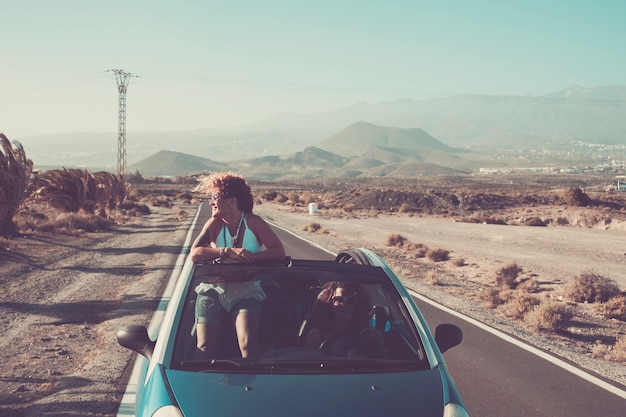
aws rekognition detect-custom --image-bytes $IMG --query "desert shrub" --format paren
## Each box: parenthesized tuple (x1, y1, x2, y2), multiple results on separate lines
(385, 233, 407, 247)
(342, 203, 355, 213)
(151, 198, 172, 208)
(285, 192, 300, 205)
(425, 269, 441, 285)
(126, 188, 147, 201)
(483, 288, 511, 308)
(517, 278, 540, 293)
(519, 217, 547, 227)
(119, 201, 151, 216)
(609, 337, 626, 363)
(259, 191, 278, 201)
(501, 294, 541, 319)
(495, 262, 521, 289)
(598, 294, 626, 321)
(564, 272, 620, 303)
(524, 302, 574, 332)
(300, 193, 317, 206)
(563, 186, 591, 207)
(427, 248, 449, 262)
(453, 258, 466, 267)
(398, 202, 415, 213)
(52, 213, 114, 234)
(274, 193, 289, 204)
(302, 222, 322, 233)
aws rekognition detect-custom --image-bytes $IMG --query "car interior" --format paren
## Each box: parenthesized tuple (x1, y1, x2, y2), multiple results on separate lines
(171, 265, 428, 371)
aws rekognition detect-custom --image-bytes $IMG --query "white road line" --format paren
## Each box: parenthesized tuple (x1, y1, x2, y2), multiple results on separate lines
(409, 289, 626, 400)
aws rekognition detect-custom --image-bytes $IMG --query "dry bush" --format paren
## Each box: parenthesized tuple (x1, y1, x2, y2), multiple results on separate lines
(41, 213, 114, 235)
(517, 278, 540, 293)
(483, 288, 512, 308)
(563, 186, 591, 207)
(302, 222, 322, 233)
(119, 201, 151, 216)
(300, 193, 317, 206)
(126, 188, 147, 201)
(563, 272, 620, 303)
(495, 262, 521, 289)
(598, 294, 626, 321)
(274, 193, 289, 204)
(519, 217, 547, 227)
(287, 192, 300, 205)
(609, 337, 626, 363)
(151, 198, 172, 208)
(427, 248, 449, 262)
(425, 269, 441, 285)
(452, 258, 466, 267)
(342, 203, 355, 213)
(385, 233, 407, 248)
(524, 302, 574, 332)
(398, 202, 415, 213)
(501, 293, 541, 319)
(258, 191, 278, 201)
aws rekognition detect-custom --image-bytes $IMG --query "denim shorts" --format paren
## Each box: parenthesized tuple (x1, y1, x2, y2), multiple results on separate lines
(195, 289, 262, 325)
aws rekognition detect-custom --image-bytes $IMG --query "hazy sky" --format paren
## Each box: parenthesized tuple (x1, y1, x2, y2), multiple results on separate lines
(2, 0, 625, 138)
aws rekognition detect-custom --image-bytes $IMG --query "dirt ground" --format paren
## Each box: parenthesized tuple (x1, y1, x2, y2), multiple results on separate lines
(1, 175, 626, 416)
(0, 205, 194, 417)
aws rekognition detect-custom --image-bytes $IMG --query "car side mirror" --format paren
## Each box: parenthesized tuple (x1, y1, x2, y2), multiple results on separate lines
(117, 324, 155, 360)
(435, 323, 463, 354)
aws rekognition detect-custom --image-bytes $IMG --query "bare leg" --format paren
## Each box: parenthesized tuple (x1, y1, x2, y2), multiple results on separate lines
(234, 311, 260, 358)
(196, 322, 221, 359)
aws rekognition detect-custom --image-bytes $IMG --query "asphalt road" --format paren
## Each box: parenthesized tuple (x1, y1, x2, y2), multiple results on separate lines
(119, 204, 626, 417)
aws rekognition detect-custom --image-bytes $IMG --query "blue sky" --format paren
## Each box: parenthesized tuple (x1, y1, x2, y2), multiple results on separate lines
(1, 0, 625, 137)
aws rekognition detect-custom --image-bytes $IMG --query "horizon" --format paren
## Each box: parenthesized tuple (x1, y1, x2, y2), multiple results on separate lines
(2, 1, 626, 138)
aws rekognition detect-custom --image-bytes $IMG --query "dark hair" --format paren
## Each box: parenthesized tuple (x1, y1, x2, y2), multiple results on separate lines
(198, 172, 254, 213)
(310, 281, 371, 337)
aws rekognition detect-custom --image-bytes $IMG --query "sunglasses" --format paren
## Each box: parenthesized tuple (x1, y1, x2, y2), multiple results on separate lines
(209, 194, 232, 202)
(331, 295, 357, 305)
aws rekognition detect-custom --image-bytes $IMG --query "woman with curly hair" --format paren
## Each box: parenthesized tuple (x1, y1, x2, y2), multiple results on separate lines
(190, 172, 285, 359)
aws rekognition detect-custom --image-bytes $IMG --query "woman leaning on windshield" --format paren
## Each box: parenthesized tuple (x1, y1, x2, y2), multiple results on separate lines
(189, 172, 285, 359)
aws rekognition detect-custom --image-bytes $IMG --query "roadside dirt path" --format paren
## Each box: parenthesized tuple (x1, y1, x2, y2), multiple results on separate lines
(0, 205, 193, 417)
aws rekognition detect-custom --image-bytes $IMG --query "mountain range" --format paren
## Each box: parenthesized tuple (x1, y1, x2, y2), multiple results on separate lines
(15, 85, 626, 179)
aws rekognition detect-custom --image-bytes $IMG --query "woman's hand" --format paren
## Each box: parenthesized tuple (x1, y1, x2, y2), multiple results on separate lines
(224, 247, 255, 263)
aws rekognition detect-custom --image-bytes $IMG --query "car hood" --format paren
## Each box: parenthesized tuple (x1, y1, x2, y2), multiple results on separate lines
(167, 368, 445, 416)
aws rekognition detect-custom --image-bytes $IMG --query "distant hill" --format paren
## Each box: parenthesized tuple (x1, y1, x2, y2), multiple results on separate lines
(129, 123, 475, 179)
(128, 150, 227, 177)
(316, 121, 458, 157)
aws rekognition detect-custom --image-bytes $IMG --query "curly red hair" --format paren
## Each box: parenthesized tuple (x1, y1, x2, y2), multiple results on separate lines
(196, 172, 254, 213)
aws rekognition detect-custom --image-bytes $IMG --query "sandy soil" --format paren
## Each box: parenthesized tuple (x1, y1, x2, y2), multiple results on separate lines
(0, 205, 194, 417)
(1, 197, 625, 417)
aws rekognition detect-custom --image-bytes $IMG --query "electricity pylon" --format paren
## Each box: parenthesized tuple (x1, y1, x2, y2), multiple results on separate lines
(109, 69, 137, 180)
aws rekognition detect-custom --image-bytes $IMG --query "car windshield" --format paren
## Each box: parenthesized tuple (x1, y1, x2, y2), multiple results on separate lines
(170, 262, 428, 374)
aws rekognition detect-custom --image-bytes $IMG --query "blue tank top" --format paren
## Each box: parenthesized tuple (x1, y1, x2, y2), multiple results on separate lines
(216, 214, 262, 252)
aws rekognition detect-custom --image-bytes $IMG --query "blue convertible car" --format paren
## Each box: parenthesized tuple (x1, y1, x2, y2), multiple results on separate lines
(117, 248, 469, 417)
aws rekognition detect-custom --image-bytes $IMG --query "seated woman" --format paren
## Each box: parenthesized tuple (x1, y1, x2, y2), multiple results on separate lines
(304, 281, 384, 357)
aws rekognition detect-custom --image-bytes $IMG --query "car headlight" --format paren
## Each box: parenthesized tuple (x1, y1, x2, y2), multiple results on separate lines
(443, 402, 470, 417)
(153, 405, 184, 417)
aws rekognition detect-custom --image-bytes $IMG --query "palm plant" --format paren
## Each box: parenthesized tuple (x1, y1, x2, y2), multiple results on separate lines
(32, 168, 127, 217)
(0, 133, 34, 237)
